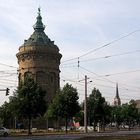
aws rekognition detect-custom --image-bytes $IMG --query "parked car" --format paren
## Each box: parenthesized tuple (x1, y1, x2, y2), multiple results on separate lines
(0, 127, 10, 136)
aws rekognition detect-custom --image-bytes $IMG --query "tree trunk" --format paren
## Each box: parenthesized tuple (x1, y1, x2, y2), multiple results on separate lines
(65, 116, 68, 134)
(28, 114, 32, 135)
(28, 92, 32, 135)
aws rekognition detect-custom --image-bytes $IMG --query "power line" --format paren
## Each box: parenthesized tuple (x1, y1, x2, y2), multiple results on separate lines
(80, 49, 140, 63)
(92, 69, 140, 78)
(79, 65, 115, 84)
(61, 49, 140, 66)
(0, 62, 18, 69)
(79, 29, 140, 58)
(79, 66, 140, 92)
(60, 75, 140, 103)
(0, 79, 17, 82)
(62, 29, 140, 63)
(61, 63, 140, 92)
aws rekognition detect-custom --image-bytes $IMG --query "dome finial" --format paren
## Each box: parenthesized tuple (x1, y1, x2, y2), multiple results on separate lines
(38, 7, 41, 14)
(33, 7, 45, 31)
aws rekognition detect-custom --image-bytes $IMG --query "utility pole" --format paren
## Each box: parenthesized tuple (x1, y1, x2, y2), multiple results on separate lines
(84, 75, 87, 133)
(79, 75, 92, 133)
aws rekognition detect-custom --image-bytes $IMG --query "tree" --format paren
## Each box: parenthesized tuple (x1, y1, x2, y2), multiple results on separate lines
(0, 102, 13, 128)
(110, 100, 139, 130)
(14, 77, 47, 134)
(46, 90, 62, 129)
(47, 83, 80, 133)
(87, 88, 108, 131)
(111, 105, 123, 129)
(121, 100, 139, 130)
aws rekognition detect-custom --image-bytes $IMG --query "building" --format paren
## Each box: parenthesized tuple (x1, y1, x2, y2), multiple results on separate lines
(16, 8, 62, 101)
(113, 83, 121, 106)
(134, 100, 140, 112)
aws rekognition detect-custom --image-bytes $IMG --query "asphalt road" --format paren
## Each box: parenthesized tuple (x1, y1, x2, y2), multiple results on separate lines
(0, 134, 82, 140)
(1, 130, 140, 140)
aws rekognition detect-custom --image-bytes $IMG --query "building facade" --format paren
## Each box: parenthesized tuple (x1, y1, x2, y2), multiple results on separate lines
(16, 8, 62, 101)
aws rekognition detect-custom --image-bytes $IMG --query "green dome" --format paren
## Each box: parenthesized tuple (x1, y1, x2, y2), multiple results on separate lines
(23, 8, 55, 46)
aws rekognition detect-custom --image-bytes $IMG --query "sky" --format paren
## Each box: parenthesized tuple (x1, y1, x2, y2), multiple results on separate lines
(0, 0, 140, 105)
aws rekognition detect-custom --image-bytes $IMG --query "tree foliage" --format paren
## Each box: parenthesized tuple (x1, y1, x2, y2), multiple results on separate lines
(47, 83, 80, 131)
(110, 100, 139, 129)
(87, 88, 108, 129)
(16, 77, 47, 118)
(0, 77, 47, 130)
(0, 102, 13, 127)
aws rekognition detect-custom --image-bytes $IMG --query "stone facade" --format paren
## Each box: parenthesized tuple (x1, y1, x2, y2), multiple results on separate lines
(135, 100, 140, 112)
(16, 8, 62, 101)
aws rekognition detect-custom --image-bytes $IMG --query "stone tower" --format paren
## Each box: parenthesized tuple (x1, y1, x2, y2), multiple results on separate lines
(114, 83, 121, 106)
(16, 8, 62, 101)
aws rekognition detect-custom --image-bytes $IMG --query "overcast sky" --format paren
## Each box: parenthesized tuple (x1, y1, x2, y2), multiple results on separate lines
(0, 0, 140, 105)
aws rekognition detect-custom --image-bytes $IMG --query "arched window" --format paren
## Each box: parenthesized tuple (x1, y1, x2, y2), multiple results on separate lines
(36, 71, 45, 85)
(50, 72, 56, 84)
(18, 73, 22, 83)
(24, 72, 32, 80)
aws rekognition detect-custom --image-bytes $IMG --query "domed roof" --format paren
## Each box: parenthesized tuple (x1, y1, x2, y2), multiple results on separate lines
(23, 8, 55, 47)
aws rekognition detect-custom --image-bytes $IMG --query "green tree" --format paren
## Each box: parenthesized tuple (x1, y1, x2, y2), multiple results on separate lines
(87, 88, 108, 131)
(0, 102, 13, 128)
(110, 100, 139, 130)
(121, 100, 139, 130)
(74, 104, 84, 126)
(14, 77, 47, 134)
(111, 105, 123, 129)
(47, 83, 80, 133)
(46, 90, 62, 129)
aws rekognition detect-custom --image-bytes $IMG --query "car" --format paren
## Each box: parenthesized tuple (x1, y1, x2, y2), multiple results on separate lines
(0, 127, 10, 136)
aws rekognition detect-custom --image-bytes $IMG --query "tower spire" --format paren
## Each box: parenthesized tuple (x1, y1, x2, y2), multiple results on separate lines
(114, 83, 121, 106)
(33, 7, 45, 31)
(116, 83, 119, 98)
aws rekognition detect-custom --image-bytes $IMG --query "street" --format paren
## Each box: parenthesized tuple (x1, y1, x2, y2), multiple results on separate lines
(1, 130, 140, 140)
(0, 134, 82, 140)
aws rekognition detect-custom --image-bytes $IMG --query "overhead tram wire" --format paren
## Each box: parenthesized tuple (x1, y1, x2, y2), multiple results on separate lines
(79, 66, 140, 92)
(0, 62, 18, 69)
(61, 61, 140, 92)
(79, 65, 115, 84)
(92, 69, 140, 78)
(61, 49, 140, 66)
(80, 49, 140, 62)
(61, 29, 140, 63)
(90, 68, 140, 90)
(61, 76, 85, 87)
(78, 29, 140, 58)
(92, 77, 140, 90)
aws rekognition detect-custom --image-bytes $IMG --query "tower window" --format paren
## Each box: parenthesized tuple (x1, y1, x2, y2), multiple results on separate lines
(24, 72, 32, 80)
(36, 71, 45, 85)
(50, 72, 56, 84)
